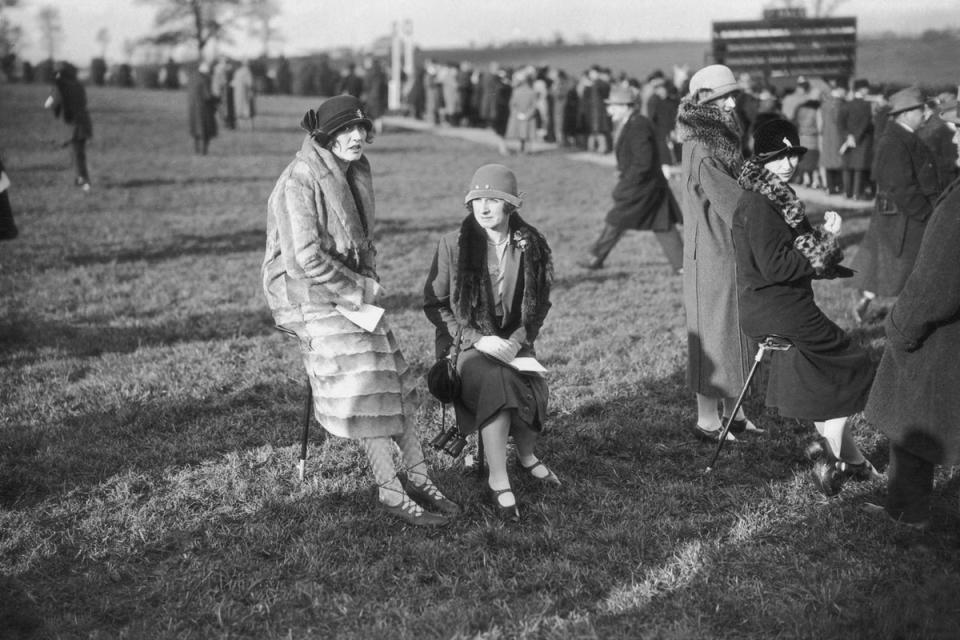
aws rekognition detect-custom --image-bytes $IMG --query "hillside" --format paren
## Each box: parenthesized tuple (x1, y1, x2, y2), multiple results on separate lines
(421, 36, 959, 88)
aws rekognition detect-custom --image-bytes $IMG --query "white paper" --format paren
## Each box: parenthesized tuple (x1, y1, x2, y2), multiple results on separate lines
(335, 303, 384, 332)
(0, 171, 9, 193)
(508, 357, 547, 374)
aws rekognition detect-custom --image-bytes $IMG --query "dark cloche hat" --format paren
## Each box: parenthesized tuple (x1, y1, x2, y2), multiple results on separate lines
(752, 118, 808, 162)
(300, 95, 372, 140)
(464, 164, 523, 207)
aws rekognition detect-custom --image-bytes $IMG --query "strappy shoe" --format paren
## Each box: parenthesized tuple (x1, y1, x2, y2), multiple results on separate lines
(838, 459, 884, 482)
(404, 478, 462, 516)
(689, 423, 736, 442)
(488, 487, 520, 523)
(517, 460, 561, 487)
(722, 417, 765, 435)
(378, 484, 451, 527)
(811, 459, 846, 497)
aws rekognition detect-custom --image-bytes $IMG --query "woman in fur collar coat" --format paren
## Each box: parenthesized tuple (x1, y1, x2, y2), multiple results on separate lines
(676, 65, 760, 441)
(732, 119, 880, 497)
(262, 96, 459, 527)
(424, 164, 555, 522)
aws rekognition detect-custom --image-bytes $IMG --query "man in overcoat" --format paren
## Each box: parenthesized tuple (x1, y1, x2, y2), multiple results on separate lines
(45, 61, 93, 190)
(579, 86, 683, 272)
(838, 79, 874, 200)
(850, 87, 941, 322)
(863, 105, 960, 529)
(917, 97, 959, 189)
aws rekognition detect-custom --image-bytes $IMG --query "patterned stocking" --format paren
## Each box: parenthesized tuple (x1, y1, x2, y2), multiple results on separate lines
(361, 436, 419, 512)
(392, 422, 431, 487)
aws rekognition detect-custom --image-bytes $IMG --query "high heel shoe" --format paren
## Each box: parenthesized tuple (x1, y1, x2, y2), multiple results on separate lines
(488, 487, 520, 523)
(722, 417, 764, 435)
(379, 496, 452, 527)
(517, 460, 561, 487)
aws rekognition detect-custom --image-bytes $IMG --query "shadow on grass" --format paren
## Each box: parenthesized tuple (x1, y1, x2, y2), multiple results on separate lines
(104, 175, 274, 189)
(66, 228, 265, 266)
(0, 378, 311, 508)
(0, 308, 276, 365)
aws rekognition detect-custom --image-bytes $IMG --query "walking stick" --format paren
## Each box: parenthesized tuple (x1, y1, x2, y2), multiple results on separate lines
(704, 335, 793, 473)
(298, 379, 312, 482)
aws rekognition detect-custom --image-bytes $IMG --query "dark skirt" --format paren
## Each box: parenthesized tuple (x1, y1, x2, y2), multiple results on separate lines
(743, 297, 874, 421)
(454, 348, 548, 435)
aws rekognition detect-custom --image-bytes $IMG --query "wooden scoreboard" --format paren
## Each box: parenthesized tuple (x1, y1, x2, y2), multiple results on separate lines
(712, 8, 857, 83)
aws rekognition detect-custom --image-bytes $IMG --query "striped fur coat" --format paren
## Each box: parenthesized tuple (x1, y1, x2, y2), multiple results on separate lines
(262, 135, 417, 439)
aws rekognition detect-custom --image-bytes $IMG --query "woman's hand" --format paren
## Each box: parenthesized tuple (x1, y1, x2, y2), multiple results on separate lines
(823, 211, 842, 235)
(474, 335, 521, 363)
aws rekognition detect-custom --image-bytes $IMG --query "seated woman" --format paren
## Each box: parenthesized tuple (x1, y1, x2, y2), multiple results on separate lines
(424, 164, 557, 522)
(262, 95, 459, 527)
(732, 119, 881, 496)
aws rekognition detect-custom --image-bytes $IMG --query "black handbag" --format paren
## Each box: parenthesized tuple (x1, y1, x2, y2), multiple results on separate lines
(426, 326, 463, 403)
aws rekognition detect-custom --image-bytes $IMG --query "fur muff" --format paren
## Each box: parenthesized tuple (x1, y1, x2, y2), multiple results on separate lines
(738, 157, 845, 277)
(675, 99, 743, 175)
(453, 212, 553, 337)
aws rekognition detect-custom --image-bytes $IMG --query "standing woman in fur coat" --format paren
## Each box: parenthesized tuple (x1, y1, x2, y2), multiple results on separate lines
(732, 119, 880, 496)
(424, 164, 556, 523)
(262, 95, 460, 527)
(676, 65, 761, 441)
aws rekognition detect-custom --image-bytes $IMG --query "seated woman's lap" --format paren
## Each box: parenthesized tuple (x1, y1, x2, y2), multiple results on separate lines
(454, 348, 547, 435)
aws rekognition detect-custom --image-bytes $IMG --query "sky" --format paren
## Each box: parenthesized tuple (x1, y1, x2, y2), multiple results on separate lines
(5, 0, 959, 64)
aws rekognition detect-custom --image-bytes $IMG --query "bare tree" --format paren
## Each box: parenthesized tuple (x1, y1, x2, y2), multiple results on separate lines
(137, 0, 243, 58)
(243, 0, 282, 57)
(36, 4, 61, 61)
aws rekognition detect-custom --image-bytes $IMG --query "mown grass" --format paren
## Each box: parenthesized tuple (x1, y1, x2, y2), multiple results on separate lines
(1, 84, 958, 639)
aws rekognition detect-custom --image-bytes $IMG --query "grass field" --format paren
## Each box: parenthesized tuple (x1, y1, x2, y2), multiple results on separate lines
(1, 84, 959, 639)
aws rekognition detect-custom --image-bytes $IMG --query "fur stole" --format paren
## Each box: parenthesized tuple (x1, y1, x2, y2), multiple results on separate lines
(453, 212, 553, 338)
(675, 99, 743, 174)
(737, 158, 844, 277)
(296, 135, 376, 275)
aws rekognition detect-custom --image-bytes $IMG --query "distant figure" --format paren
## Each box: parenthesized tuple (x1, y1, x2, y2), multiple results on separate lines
(187, 62, 218, 155)
(0, 157, 18, 240)
(163, 57, 180, 90)
(850, 87, 941, 323)
(819, 83, 847, 195)
(338, 64, 363, 99)
(211, 56, 235, 130)
(505, 69, 538, 154)
(838, 80, 874, 200)
(579, 86, 683, 273)
(274, 55, 292, 95)
(232, 60, 256, 131)
(361, 57, 388, 135)
(44, 61, 93, 191)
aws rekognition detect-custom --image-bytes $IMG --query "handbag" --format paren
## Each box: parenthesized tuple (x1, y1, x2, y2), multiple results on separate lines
(426, 325, 463, 403)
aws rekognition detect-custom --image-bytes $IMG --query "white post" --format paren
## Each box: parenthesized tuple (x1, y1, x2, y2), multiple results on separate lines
(402, 20, 415, 103)
(389, 21, 403, 110)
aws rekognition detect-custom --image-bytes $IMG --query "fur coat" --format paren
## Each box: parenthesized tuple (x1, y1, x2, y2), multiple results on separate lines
(262, 136, 417, 439)
(424, 212, 553, 360)
(676, 99, 751, 397)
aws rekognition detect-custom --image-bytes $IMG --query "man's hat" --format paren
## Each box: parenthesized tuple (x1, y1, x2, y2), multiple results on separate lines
(464, 164, 522, 208)
(888, 87, 926, 116)
(752, 118, 808, 162)
(605, 86, 637, 105)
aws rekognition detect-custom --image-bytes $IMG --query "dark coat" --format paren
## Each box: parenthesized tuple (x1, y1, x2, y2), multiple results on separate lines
(917, 113, 959, 189)
(851, 122, 940, 295)
(733, 188, 873, 420)
(51, 69, 92, 141)
(865, 177, 960, 465)
(649, 93, 680, 164)
(838, 97, 874, 170)
(187, 71, 217, 141)
(606, 110, 681, 231)
(819, 93, 844, 170)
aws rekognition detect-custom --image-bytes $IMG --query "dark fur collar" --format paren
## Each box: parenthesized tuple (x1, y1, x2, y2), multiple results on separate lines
(738, 158, 844, 276)
(675, 99, 743, 173)
(453, 212, 552, 337)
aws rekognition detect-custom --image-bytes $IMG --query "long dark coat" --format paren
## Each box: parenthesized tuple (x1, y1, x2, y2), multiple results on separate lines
(865, 177, 960, 465)
(51, 68, 92, 141)
(676, 100, 751, 397)
(838, 97, 874, 170)
(606, 110, 681, 231)
(851, 122, 940, 296)
(733, 189, 873, 420)
(187, 71, 217, 142)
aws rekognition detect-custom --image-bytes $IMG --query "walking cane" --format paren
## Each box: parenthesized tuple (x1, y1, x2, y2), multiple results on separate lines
(298, 380, 312, 482)
(704, 335, 793, 473)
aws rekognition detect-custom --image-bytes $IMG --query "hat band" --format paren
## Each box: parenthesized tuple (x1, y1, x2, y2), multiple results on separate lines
(464, 188, 522, 207)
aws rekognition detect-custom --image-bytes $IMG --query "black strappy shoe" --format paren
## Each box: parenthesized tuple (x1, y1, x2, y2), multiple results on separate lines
(488, 487, 520, 523)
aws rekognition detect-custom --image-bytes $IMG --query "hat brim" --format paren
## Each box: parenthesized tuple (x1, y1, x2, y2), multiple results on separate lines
(755, 146, 808, 163)
(464, 189, 522, 207)
(700, 83, 740, 103)
(888, 102, 925, 116)
(326, 115, 373, 136)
